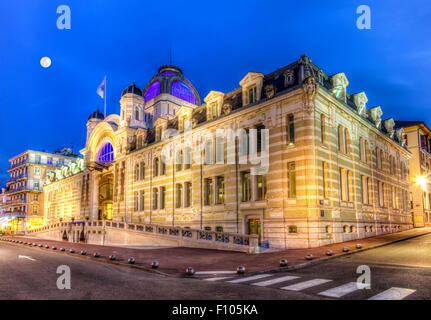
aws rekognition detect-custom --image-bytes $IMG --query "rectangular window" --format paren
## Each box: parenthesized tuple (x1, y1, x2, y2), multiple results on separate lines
(361, 175, 369, 204)
(287, 115, 295, 145)
(160, 186, 165, 209)
(139, 190, 145, 211)
(204, 178, 213, 206)
(256, 124, 266, 153)
(175, 184, 182, 208)
(339, 168, 349, 201)
(288, 225, 298, 233)
(288, 162, 296, 198)
(215, 136, 225, 164)
(320, 114, 327, 144)
(378, 181, 384, 207)
(184, 182, 192, 207)
(134, 192, 139, 212)
(241, 171, 251, 202)
(139, 162, 145, 180)
(256, 175, 267, 201)
(204, 140, 213, 165)
(152, 188, 158, 210)
(322, 161, 329, 199)
(338, 125, 344, 152)
(248, 86, 257, 104)
(215, 176, 224, 204)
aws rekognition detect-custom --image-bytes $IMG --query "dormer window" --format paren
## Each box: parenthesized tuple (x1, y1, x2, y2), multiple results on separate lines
(284, 71, 294, 86)
(211, 102, 219, 118)
(248, 86, 257, 104)
(156, 127, 162, 142)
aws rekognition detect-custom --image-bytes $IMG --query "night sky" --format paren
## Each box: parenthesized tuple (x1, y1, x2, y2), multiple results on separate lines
(0, 0, 430, 186)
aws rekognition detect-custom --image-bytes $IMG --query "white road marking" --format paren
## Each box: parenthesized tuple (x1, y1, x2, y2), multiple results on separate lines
(368, 287, 416, 300)
(195, 271, 237, 275)
(227, 274, 272, 283)
(18, 255, 36, 261)
(318, 282, 359, 298)
(251, 275, 299, 287)
(282, 278, 332, 291)
(204, 277, 234, 281)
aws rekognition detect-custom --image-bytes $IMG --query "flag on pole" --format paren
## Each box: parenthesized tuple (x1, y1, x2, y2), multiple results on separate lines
(96, 76, 106, 99)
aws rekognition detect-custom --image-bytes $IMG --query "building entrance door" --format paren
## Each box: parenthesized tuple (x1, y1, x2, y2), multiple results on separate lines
(248, 219, 261, 236)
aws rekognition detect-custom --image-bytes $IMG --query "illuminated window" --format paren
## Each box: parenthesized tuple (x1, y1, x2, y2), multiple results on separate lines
(241, 172, 251, 202)
(288, 225, 298, 233)
(216, 176, 224, 204)
(171, 81, 196, 104)
(144, 81, 160, 102)
(288, 162, 296, 198)
(204, 178, 213, 205)
(97, 143, 114, 162)
(255, 175, 267, 201)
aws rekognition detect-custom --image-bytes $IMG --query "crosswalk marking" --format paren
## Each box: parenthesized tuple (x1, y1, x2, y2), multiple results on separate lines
(196, 271, 237, 275)
(251, 275, 299, 287)
(282, 278, 332, 291)
(227, 274, 272, 284)
(368, 287, 416, 300)
(204, 277, 234, 281)
(318, 282, 359, 298)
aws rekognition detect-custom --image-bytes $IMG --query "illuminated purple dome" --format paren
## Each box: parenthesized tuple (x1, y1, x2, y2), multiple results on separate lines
(142, 65, 200, 105)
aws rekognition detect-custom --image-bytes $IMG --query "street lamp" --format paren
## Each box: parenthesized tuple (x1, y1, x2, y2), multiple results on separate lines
(415, 175, 429, 192)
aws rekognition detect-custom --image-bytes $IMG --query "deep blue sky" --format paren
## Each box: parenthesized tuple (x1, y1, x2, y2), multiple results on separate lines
(0, 0, 430, 186)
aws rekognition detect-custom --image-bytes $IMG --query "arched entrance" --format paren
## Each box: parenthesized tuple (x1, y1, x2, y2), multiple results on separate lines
(98, 173, 113, 220)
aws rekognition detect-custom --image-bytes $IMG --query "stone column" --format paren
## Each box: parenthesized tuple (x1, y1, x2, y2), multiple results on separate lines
(89, 172, 99, 221)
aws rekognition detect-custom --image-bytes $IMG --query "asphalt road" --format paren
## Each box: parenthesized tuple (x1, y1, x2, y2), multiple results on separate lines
(1, 233, 431, 300)
(0, 241, 316, 300)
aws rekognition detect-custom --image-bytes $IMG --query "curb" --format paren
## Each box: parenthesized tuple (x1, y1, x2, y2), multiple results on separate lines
(254, 230, 431, 275)
(0, 239, 171, 277)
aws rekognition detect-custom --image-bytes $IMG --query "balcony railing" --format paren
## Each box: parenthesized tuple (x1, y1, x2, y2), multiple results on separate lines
(9, 159, 66, 170)
(4, 186, 41, 194)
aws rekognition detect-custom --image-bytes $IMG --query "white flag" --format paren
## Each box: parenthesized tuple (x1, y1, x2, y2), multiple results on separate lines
(96, 76, 106, 99)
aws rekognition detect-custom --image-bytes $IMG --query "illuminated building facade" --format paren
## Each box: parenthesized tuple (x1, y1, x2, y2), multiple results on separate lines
(0, 150, 77, 232)
(42, 56, 413, 249)
(395, 121, 431, 227)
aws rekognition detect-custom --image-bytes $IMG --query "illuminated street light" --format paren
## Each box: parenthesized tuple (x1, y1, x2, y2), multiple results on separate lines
(415, 175, 429, 191)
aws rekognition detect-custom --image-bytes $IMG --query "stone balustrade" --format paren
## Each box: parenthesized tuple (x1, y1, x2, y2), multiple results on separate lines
(27, 220, 259, 253)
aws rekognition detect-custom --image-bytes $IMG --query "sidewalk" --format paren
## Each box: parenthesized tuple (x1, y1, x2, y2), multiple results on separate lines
(2, 227, 430, 277)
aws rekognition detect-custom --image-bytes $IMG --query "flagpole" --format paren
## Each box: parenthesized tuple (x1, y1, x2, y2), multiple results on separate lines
(104, 76, 107, 117)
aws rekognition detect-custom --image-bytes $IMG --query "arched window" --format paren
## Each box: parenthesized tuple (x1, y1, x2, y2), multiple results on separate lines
(97, 143, 114, 161)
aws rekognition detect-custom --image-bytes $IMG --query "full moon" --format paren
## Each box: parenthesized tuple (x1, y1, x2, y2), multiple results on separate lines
(40, 56, 52, 68)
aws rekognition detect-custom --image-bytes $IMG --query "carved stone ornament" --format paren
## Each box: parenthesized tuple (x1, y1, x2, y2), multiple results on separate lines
(353, 92, 368, 117)
(264, 85, 276, 99)
(303, 76, 317, 113)
(384, 118, 395, 137)
(222, 104, 232, 116)
(369, 106, 383, 128)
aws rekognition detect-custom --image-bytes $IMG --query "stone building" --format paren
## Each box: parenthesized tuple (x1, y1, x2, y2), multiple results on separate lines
(0, 150, 77, 232)
(395, 121, 431, 227)
(42, 56, 413, 249)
